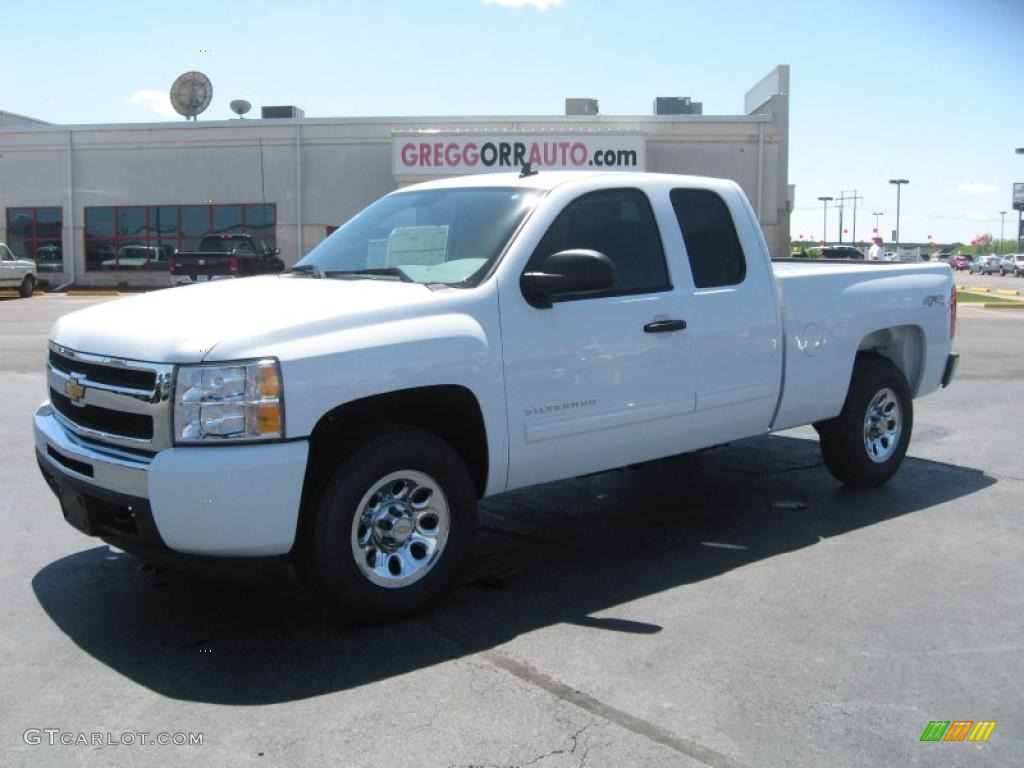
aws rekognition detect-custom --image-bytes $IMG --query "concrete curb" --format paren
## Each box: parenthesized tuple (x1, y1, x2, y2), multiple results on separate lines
(977, 302, 1024, 310)
(996, 289, 1021, 296)
(967, 285, 991, 293)
(67, 290, 120, 296)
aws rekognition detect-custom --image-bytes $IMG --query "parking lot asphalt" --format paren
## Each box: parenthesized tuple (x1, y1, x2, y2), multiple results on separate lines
(2, 294, 1021, 768)
(953, 269, 1024, 295)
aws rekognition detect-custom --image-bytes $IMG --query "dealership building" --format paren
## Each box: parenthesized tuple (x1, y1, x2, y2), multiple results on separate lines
(0, 66, 790, 288)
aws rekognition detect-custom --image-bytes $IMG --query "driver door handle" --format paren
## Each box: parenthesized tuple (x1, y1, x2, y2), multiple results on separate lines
(644, 319, 687, 333)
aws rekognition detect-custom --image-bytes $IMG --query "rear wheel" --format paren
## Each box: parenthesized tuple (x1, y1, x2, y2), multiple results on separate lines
(295, 426, 477, 623)
(818, 356, 913, 488)
(18, 275, 35, 298)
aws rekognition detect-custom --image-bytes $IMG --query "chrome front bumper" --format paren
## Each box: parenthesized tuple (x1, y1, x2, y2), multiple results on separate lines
(35, 401, 309, 557)
(34, 401, 151, 498)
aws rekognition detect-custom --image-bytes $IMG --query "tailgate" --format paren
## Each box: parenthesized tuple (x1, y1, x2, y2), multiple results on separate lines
(171, 253, 236, 280)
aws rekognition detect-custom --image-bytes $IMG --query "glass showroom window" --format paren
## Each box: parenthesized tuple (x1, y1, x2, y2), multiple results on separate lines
(6, 207, 63, 272)
(85, 204, 276, 271)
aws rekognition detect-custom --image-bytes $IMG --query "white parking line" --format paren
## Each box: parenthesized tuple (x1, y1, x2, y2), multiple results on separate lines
(959, 305, 1024, 319)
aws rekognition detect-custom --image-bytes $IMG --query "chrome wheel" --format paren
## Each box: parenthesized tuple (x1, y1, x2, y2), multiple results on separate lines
(350, 470, 450, 589)
(863, 387, 902, 463)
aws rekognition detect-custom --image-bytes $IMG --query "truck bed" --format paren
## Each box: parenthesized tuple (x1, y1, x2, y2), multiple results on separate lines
(770, 259, 955, 431)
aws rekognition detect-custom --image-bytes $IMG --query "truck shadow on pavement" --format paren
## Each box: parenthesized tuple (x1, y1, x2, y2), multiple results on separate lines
(32, 433, 994, 705)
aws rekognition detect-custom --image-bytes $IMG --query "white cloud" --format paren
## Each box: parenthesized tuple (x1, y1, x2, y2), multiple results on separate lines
(483, 0, 565, 10)
(128, 90, 177, 119)
(957, 182, 998, 196)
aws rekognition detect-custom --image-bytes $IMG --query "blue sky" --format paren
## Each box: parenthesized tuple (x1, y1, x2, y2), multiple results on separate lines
(4, 0, 1022, 245)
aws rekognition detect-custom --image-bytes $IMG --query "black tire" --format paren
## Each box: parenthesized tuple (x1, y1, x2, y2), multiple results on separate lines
(18, 275, 35, 298)
(817, 356, 913, 488)
(294, 426, 477, 623)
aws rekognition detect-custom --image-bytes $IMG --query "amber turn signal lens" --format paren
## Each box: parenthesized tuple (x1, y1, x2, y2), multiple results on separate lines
(256, 404, 282, 435)
(259, 364, 281, 398)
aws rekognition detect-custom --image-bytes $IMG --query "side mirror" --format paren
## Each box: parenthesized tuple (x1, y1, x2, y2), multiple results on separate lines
(274, 248, 281, 255)
(521, 249, 616, 308)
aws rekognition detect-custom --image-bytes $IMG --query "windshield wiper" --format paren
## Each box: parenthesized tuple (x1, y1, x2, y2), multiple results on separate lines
(284, 264, 322, 278)
(325, 267, 414, 283)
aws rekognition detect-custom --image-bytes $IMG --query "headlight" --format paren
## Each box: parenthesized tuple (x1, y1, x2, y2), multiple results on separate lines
(174, 359, 283, 443)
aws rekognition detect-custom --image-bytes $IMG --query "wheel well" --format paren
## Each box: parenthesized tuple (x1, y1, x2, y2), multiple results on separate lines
(301, 385, 489, 507)
(856, 325, 925, 394)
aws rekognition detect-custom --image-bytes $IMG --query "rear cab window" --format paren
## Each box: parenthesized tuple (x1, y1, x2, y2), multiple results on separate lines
(669, 189, 746, 288)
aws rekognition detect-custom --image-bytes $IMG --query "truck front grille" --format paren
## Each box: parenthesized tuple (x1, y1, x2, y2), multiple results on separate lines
(50, 389, 154, 440)
(49, 349, 156, 391)
(46, 344, 174, 452)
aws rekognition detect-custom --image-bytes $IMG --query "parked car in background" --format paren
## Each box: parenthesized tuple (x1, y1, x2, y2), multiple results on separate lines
(35, 245, 64, 273)
(101, 245, 173, 271)
(950, 254, 972, 271)
(0, 241, 38, 297)
(969, 254, 1001, 275)
(171, 233, 285, 282)
(999, 253, 1024, 277)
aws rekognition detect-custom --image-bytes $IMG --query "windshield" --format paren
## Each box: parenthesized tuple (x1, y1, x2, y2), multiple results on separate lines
(295, 187, 543, 286)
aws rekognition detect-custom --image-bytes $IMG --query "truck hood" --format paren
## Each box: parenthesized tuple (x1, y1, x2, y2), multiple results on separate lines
(50, 276, 438, 362)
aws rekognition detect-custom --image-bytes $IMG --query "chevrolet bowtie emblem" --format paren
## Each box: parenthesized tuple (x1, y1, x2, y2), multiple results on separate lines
(64, 376, 87, 405)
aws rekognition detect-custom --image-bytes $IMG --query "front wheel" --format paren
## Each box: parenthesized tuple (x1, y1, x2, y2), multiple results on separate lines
(294, 426, 477, 623)
(18, 275, 35, 298)
(817, 356, 913, 488)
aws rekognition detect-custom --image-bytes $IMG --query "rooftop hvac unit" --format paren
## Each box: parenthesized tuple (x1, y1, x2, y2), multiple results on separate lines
(565, 98, 599, 116)
(261, 105, 305, 119)
(653, 97, 703, 115)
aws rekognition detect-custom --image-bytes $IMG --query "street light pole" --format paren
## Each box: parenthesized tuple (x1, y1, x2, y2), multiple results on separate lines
(1017, 149, 1024, 251)
(818, 196, 833, 246)
(999, 211, 1007, 254)
(872, 211, 884, 235)
(852, 190, 859, 243)
(840, 189, 862, 243)
(889, 179, 909, 252)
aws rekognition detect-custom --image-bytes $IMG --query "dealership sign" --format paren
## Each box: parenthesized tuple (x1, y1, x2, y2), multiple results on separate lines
(1014, 182, 1024, 211)
(393, 134, 646, 176)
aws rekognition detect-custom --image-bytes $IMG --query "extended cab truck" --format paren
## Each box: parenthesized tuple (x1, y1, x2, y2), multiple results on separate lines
(34, 172, 959, 621)
(170, 233, 285, 282)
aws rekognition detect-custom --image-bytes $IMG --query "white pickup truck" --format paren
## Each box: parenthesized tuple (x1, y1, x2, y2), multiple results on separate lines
(1, 242, 38, 297)
(34, 171, 959, 621)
